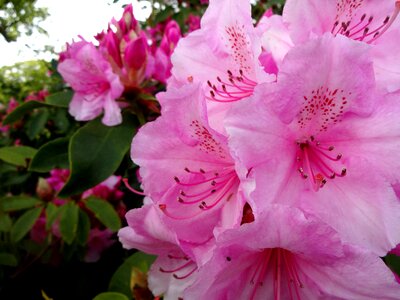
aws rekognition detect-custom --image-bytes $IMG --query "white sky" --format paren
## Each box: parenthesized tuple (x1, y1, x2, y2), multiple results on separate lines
(0, 0, 151, 67)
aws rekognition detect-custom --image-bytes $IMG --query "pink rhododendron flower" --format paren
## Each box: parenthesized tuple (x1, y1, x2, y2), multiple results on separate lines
(119, 203, 201, 299)
(131, 84, 244, 245)
(225, 34, 400, 255)
(30, 215, 47, 244)
(24, 89, 49, 102)
(46, 169, 70, 192)
(58, 40, 124, 126)
(152, 20, 181, 84)
(97, 4, 151, 89)
(185, 205, 400, 299)
(82, 175, 124, 201)
(186, 14, 201, 33)
(170, 0, 273, 134)
(84, 228, 114, 263)
(283, 0, 400, 92)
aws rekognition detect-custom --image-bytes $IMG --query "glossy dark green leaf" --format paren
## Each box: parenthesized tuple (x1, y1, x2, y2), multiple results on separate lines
(2, 99, 67, 125)
(59, 202, 79, 244)
(25, 108, 50, 140)
(0, 212, 12, 232)
(10, 207, 42, 242)
(58, 115, 136, 197)
(93, 292, 129, 300)
(76, 209, 90, 246)
(0, 146, 37, 167)
(0, 253, 18, 267)
(0, 195, 42, 212)
(154, 6, 174, 23)
(29, 138, 69, 172)
(45, 90, 73, 108)
(109, 252, 156, 297)
(45, 203, 60, 230)
(84, 197, 121, 232)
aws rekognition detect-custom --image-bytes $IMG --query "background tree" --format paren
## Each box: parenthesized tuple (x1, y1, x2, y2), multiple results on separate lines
(0, 0, 48, 42)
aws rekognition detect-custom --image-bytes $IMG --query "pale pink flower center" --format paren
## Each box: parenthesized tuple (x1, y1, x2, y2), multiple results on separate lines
(159, 254, 197, 280)
(331, 0, 400, 43)
(245, 248, 303, 300)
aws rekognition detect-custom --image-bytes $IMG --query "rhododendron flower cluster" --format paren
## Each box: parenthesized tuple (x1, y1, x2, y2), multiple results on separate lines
(119, 0, 400, 299)
(57, 4, 183, 126)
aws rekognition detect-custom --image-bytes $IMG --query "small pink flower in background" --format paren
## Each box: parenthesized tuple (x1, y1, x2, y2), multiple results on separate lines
(46, 169, 70, 192)
(185, 206, 400, 299)
(84, 228, 115, 263)
(151, 20, 182, 84)
(82, 175, 124, 201)
(58, 40, 124, 126)
(186, 14, 201, 33)
(6, 98, 19, 114)
(24, 89, 49, 102)
(226, 34, 400, 255)
(30, 215, 47, 244)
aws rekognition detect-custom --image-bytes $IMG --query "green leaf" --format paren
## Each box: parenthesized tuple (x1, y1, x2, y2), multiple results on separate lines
(93, 292, 129, 300)
(29, 138, 69, 172)
(0, 146, 37, 167)
(77, 209, 90, 246)
(25, 108, 50, 140)
(0, 212, 12, 232)
(0, 195, 42, 212)
(109, 252, 156, 297)
(0, 253, 18, 267)
(85, 197, 121, 232)
(45, 203, 60, 230)
(45, 90, 73, 108)
(58, 114, 136, 197)
(154, 6, 174, 23)
(59, 202, 79, 244)
(2, 100, 64, 125)
(11, 207, 42, 242)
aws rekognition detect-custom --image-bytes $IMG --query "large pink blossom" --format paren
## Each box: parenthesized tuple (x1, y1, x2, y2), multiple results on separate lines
(58, 40, 124, 126)
(225, 34, 400, 255)
(282, 0, 400, 92)
(131, 83, 244, 245)
(185, 205, 400, 299)
(170, 0, 273, 134)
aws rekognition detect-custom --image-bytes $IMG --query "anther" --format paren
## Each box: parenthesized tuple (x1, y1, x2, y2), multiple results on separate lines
(174, 176, 180, 183)
(336, 154, 342, 159)
(341, 168, 347, 176)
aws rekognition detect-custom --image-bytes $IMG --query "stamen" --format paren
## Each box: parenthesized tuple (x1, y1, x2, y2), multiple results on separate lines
(333, 1, 400, 43)
(206, 70, 256, 103)
(296, 137, 346, 190)
(122, 178, 146, 196)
